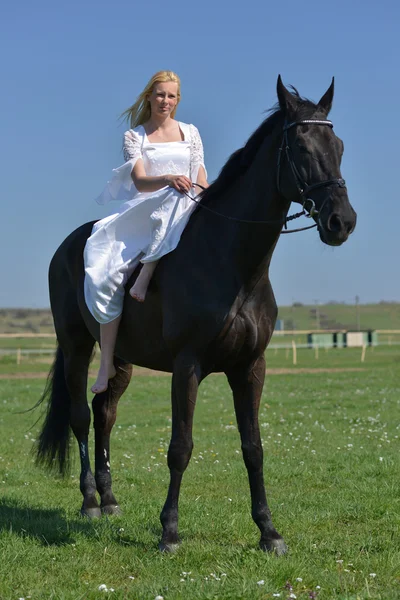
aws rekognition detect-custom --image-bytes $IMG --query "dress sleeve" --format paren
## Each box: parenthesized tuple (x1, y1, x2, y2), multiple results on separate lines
(189, 124, 207, 181)
(123, 129, 143, 166)
(95, 129, 143, 205)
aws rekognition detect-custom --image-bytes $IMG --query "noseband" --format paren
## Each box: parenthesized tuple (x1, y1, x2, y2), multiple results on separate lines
(277, 119, 347, 219)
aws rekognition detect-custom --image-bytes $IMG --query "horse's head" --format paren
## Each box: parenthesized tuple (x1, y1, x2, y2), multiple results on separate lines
(276, 76, 357, 246)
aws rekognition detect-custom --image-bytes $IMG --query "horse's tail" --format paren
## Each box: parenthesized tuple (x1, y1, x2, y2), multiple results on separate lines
(35, 344, 71, 475)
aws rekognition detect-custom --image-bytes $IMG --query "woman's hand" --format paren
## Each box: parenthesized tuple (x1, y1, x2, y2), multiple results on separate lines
(165, 174, 192, 194)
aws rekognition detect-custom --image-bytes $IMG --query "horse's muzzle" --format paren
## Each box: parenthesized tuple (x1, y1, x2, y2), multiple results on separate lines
(317, 196, 357, 246)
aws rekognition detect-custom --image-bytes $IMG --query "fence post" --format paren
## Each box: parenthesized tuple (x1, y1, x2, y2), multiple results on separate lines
(17, 348, 21, 365)
(292, 340, 297, 365)
(361, 344, 366, 363)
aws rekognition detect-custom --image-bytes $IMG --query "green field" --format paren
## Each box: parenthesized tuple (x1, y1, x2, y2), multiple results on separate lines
(1, 303, 400, 335)
(0, 347, 399, 599)
(0, 344, 398, 377)
(277, 303, 400, 332)
(1, 304, 399, 367)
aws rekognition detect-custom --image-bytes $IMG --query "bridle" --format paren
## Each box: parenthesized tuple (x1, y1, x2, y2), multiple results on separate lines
(185, 118, 347, 234)
(277, 119, 347, 225)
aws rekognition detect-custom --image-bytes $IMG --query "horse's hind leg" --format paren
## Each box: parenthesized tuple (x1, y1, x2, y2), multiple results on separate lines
(62, 335, 100, 518)
(226, 355, 287, 555)
(92, 356, 133, 514)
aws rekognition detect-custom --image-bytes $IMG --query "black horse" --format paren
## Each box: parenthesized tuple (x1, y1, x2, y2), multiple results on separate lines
(36, 76, 356, 555)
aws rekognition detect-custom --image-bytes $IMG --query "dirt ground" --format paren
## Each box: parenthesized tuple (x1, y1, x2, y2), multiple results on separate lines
(0, 367, 365, 380)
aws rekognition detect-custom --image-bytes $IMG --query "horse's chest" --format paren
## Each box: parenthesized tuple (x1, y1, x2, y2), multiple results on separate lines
(212, 310, 274, 369)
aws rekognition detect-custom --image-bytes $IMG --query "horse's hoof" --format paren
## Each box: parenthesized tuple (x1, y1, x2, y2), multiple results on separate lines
(81, 506, 102, 519)
(158, 541, 180, 553)
(260, 537, 288, 556)
(101, 504, 122, 516)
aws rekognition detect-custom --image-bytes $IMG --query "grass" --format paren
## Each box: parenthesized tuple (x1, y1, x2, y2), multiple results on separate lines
(0, 349, 399, 599)
(0, 344, 399, 377)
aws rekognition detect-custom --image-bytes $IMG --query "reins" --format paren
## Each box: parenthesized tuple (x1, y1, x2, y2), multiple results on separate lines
(184, 186, 314, 234)
(184, 118, 347, 235)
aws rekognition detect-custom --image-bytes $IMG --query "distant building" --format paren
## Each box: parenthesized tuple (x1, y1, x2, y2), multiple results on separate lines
(307, 330, 378, 348)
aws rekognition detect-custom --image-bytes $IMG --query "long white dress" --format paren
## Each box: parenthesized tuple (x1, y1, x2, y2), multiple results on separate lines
(84, 121, 206, 324)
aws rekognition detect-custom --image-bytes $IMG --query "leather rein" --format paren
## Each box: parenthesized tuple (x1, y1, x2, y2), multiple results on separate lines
(185, 119, 347, 234)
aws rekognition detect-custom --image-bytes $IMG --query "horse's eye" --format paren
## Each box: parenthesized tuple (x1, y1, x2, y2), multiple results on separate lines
(297, 144, 309, 154)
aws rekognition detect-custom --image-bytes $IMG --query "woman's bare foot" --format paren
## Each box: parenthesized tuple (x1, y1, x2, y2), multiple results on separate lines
(91, 364, 117, 394)
(129, 280, 148, 303)
(129, 261, 159, 303)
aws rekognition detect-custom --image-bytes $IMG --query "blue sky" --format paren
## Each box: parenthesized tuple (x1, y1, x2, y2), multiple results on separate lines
(0, 0, 398, 308)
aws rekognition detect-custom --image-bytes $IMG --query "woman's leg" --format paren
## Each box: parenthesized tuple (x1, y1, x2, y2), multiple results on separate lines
(129, 260, 159, 302)
(91, 315, 122, 394)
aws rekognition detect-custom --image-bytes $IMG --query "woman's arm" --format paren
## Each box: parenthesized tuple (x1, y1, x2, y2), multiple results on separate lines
(196, 165, 209, 190)
(131, 160, 192, 193)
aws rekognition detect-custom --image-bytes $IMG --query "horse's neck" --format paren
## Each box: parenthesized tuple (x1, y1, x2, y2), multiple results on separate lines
(203, 130, 290, 284)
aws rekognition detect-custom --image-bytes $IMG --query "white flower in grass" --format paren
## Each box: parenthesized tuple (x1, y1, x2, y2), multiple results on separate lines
(296, 577, 303, 582)
(369, 573, 377, 578)
(98, 584, 108, 591)
(316, 585, 321, 589)
(273, 594, 281, 597)
(289, 594, 297, 599)
(257, 580, 265, 585)
(155, 596, 164, 600)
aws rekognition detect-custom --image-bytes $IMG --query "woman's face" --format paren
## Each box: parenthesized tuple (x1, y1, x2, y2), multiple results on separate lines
(148, 81, 179, 118)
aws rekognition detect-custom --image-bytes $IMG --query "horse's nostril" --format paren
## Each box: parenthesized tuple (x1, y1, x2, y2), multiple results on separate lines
(327, 213, 342, 233)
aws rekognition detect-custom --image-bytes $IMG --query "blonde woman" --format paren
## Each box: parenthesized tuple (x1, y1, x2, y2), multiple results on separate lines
(84, 71, 208, 394)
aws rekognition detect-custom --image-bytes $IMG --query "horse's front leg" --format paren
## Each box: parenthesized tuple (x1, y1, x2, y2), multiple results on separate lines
(226, 355, 287, 555)
(159, 353, 202, 552)
(92, 358, 132, 514)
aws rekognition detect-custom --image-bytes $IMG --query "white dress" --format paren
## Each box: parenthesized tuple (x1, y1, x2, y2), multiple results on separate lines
(84, 121, 206, 324)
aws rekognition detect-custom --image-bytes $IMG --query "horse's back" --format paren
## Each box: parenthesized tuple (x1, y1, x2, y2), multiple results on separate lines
(48, 222, 96, 340)
(50, 221, 95, 282)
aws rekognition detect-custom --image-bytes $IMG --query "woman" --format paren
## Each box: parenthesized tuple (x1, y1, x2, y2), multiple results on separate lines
(84, 71, 208, 394)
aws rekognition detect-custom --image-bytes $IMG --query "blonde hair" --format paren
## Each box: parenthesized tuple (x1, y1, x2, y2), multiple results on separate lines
(121, 70, 181, 129)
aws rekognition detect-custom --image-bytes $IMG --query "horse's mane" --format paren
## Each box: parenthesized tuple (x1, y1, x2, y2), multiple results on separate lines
(198, 88, 318, 206)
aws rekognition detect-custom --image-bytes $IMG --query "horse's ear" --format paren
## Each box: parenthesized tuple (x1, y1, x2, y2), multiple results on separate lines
(277, 75, 297, 116)
(318, 77, 335, 115)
